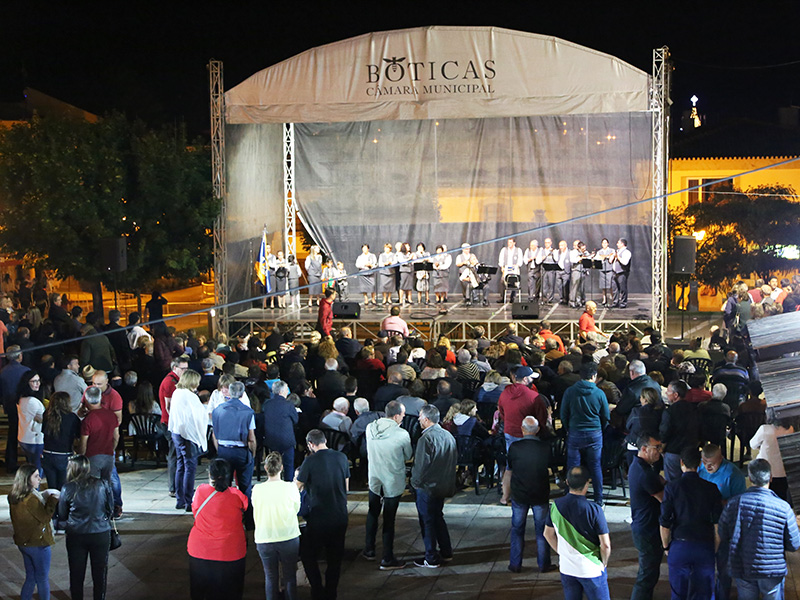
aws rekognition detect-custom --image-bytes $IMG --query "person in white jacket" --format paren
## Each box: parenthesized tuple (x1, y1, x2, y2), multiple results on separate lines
(364, 400, 412, 570)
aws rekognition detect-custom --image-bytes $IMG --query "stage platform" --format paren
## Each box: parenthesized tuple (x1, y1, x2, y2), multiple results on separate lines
(229, 293, 653, 345)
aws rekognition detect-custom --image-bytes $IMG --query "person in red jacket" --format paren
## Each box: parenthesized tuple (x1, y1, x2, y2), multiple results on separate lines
(498, 366, 551, 504)
(317, 288, 336, 337)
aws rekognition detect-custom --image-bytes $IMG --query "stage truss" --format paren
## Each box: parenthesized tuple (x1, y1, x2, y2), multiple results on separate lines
(211, 47, 670, 338)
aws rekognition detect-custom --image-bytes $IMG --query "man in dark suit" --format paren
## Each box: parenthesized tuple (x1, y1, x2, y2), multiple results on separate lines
(373, 371, 406, 411)
(335, 327, 363, 361)
(316, 358, 346, 411)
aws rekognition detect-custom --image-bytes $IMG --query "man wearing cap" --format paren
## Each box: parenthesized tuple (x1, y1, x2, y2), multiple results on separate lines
(499, 365, 550, 504)
(560, 362, 610, 505)
(456, 243, 478, 306)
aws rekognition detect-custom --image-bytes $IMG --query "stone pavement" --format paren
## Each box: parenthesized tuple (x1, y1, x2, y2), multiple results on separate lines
(1, 463, 799, 599)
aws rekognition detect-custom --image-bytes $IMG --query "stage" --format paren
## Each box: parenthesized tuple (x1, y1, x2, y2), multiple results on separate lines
(229, 292, 652, 345)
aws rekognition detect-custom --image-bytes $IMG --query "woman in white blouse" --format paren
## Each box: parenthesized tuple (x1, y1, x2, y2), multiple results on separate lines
(167, 370, 209, 511)
(17, 370, 45, 477)
(356, 244, 378, 306)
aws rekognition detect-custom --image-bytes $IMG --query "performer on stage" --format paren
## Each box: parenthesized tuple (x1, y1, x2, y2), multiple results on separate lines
(274, 250, 288, 308)
(498, 238, 523, 303)
(456, 243, 479, 306)
(333, 261, 349, 301)
(556, 240, 572, 305)
(397, 242, 414, 307)
(413, 243, 431, 306)
(286, 254, 302, 309)
(305, 245, 323, 307)
(378, 243, 397, 306)
(432, 245, 451, 304)
(611, 238, 632, 308)
(356, 244, 377, 306)
(263, 243, 278, 309)
(595, 238, 615, 307)
(568, 239, 588, 309)
(540, 238, 557, 304)
(523, 239, 543, 302)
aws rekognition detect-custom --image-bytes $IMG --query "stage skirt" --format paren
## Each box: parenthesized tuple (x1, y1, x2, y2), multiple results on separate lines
(275, 271, 288, 293)
(307, 274, 322, 296)
(600, 270, 613, 288)
(399, 270, 414, 291)
(379, 269, 397, 293)
(433, 271, 449, 293)
(359, 271, 376, 294)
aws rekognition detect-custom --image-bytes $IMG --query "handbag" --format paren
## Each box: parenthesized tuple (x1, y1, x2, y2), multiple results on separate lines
(109, 519, 122, 551)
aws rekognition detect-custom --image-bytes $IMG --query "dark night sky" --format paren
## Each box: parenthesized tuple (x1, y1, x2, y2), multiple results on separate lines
(3, 2, 800, 135)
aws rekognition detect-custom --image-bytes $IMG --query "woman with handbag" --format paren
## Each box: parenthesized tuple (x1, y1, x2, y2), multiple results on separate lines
(57, 454, 114, 600)
(168, 369, 208, 511)
(8, 464, 60, 600)
(253, 451, 301, 600)
(188, 458, 248, 600)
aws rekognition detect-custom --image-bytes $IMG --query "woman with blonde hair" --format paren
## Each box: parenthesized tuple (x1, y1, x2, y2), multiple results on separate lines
(168, 369, 208, 511)
(57, 455, 114, 600)
(253, 451, 301, 600)
(9, 464, 59, 600)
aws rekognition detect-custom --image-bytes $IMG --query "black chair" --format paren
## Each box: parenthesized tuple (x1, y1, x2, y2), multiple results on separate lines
(455, 434, 483, 495)
(320, 428, 353, 459)
(401, 414, 422, 447)
(476, 402, 497, 426)
(127, 414, 166, 469)
(601, 436, 628, 498)
(549, 430, 568, 487)
(459, 378, 482, 400)
(354, 369, 384, 402)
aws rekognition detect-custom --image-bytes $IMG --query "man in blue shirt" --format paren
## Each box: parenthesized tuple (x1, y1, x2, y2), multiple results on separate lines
(211, 381, 256, 501)
(1, 345, 28, 472)
(659, 446, 723, 599)
(699, 442, 747, 600)
(627, 434, 665, 600)
(544, 465, 611, 600)
(718, 458, 800, 600)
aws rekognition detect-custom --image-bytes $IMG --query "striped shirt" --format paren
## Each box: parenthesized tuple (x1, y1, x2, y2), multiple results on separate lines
(547, 494, 608, 579)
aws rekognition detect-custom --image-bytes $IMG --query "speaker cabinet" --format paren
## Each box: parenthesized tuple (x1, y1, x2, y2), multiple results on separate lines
(511, 301, 539, 319)
(673, 236, 696, 275)
(333, 302, 360, 319)
(99, 238, 127, 272)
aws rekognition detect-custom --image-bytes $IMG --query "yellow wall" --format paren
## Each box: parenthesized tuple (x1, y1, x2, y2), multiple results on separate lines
(668, 156, 800, 210)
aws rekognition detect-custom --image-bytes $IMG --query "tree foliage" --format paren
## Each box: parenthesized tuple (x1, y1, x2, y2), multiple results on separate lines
(0, 114, 218, 307)
(676, 183, 800, 291)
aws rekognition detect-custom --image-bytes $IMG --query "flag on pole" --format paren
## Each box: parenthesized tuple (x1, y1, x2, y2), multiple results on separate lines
(256, 230, 272, 292)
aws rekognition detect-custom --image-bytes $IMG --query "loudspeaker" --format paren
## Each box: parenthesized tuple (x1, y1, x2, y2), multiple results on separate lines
(673, 236, 696, 275)
(333, 302, 360, 319)
(99, 237, 127, 272)
(511, 301, 539, 319)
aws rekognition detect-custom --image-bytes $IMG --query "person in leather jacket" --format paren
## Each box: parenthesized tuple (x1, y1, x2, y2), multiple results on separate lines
(57, 454, 114, 600)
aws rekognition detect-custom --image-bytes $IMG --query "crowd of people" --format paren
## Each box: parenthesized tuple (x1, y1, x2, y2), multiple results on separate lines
(3, 273, 800, 600)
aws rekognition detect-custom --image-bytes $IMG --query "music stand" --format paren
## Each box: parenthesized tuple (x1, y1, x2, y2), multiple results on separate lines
(477, 266, 498, 275)
(413, 263, 433, 272)
(582, 259, 603, 303)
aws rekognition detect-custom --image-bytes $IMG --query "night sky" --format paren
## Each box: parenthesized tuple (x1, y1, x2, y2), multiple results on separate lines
(3, 2, 800, 135)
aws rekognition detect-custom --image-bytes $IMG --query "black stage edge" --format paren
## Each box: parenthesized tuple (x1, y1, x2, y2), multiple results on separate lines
(229, 293, 653, 344)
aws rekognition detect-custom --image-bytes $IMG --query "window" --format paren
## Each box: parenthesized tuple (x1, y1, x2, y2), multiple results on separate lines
(686, 177, 731, 205)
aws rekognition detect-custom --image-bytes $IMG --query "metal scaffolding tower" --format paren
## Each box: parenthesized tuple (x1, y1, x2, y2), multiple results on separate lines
(650, 47, 671, 334)
(209, 60, 228, 335)
(283, 123, 297, 260)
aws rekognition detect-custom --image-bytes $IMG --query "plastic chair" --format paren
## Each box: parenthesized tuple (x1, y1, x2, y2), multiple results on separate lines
(401, 414, 422, 447)
(455, 434, 483, 495)
(128, 414, 166, 469)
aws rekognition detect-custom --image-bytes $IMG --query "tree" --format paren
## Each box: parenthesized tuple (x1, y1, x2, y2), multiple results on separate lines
(681, 183, 800, 291)
(0, 113, 218, 315)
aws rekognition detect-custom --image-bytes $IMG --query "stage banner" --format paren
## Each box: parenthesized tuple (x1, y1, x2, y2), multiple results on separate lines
(225, 26, 649, 124)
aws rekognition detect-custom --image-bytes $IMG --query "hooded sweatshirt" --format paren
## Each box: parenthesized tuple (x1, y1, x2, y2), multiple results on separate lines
(366, 417, 413, 498)
(560, 379, 610, 432)
(498, 383, 549, 438)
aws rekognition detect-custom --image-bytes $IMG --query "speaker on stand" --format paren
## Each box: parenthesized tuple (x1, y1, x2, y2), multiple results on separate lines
(672, 236, 697, 340)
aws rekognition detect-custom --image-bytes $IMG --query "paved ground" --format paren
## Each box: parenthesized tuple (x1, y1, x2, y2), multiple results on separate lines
(2, 461, 799, 600)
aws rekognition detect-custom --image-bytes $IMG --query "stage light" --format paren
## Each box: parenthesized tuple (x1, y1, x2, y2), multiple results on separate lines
(691, 95, 699, 106)
(210, 309, 216, 317)
(373, 138, 378, 143)
(693, 230, 706, 241)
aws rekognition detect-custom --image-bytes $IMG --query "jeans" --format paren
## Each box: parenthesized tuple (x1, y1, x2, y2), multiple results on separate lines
(66, 530, 110, 600)
(301, 523, 346, 600)
(19, 545, 51, 600)
(365, 491, 401, 562)
(668, 540, 715, 600)
(280, 447, 295, 482)
(716, 543, 732, 600)
(663, 452, 683, 482)
(173, 434, 198, 508)
(504, 433, 523, 453)
(88, 455, 123, 508)
(42, 451, 70, 490)
(257, 537, 300, 600)
(631, 527, 663, 600)
(19, 442, 44, 477)
(566, 430, 603, 503)
(562, 571, 610, 600)
(189, 556, 245, 600)
(735, 577, 784, 600)
(415, 488, 452, 563)
(509, 501, 551, 570)
(217, 446, 254, 497)
(166, 432, 177, 494)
